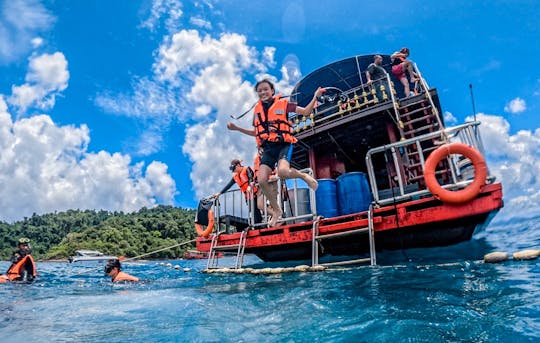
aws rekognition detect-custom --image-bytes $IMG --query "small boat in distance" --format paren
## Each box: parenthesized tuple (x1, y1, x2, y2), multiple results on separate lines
(68, 250, 117, 263)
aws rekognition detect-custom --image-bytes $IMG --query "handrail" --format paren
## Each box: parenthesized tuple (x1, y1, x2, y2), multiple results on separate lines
(214, 168, 317, 230)
(365, 121, 488, 204)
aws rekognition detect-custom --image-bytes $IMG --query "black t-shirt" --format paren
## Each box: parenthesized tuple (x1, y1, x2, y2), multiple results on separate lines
(367, 63, 387, 81)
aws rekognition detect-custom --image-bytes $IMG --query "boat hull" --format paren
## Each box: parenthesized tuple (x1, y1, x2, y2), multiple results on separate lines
(196, 183, 503, 262)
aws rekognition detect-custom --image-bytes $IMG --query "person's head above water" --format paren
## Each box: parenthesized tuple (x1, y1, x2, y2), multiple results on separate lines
(104, 259, 121, 275)
(17, 237, 31, 252)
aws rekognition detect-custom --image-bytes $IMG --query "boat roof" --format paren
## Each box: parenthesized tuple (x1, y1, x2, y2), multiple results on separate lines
(292, 54, 394, 106)
(75, 250, 104, 256)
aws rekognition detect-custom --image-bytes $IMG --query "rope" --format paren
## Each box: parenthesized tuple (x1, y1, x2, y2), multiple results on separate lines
(73, 238, 197, 276)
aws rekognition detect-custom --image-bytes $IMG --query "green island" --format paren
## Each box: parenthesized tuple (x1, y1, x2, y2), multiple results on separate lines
(0, 206, 196, 261)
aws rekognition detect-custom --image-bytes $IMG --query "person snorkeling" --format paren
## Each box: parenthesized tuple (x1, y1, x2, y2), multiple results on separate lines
(0, 237, 37, 283)
(104, 258, 139, 283)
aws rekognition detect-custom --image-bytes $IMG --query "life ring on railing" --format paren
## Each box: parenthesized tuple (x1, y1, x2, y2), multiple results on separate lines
(195, 209, 215, 237)
(424, 143, 487, 204)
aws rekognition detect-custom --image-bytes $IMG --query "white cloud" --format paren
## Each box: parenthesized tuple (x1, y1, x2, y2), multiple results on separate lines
(0, 97, 176, 222)
(472, 113, 540, 220)
(147, 28, 296, 199)
(189, 16, 212, 29)
(8, 52, 69, 114)
(444, 111, 458, 124)
(0, 0, 54, 64)
(504, 97, 526, 114)
(95, 76, 186, 121)
(139, 0, 183, 34)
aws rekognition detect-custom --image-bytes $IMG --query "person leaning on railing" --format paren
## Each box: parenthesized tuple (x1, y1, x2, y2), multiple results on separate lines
(366, 54, 389, 102)
(214, 159, 263, 224)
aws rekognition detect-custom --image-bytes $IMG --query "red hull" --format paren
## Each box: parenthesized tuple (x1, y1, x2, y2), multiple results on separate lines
(196, 183, 503, 262)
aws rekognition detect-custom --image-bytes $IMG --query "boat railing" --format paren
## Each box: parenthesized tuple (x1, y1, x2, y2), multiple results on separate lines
(289, 62, 433, 134)
(366, 121, 490, 205)
(214, 168, 317, 231)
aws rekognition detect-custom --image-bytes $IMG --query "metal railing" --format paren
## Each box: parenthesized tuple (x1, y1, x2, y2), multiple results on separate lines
(365, 121, 489, 205)
(214, 168, 317, 230)
(289, 63, 432, 134)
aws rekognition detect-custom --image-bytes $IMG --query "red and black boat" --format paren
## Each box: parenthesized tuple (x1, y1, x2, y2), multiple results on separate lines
(196, 54, 503, 267)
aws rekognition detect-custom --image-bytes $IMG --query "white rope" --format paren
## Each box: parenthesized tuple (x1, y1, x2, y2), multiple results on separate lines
(73, 238, 197, 275)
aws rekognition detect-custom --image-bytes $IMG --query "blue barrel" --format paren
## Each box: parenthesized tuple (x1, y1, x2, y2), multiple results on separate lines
(315, 179, 339, 218)
(336, 172, 372, 215)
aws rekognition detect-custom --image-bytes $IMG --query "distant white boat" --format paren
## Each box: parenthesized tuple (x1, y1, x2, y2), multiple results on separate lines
(68, 250, 117, 263)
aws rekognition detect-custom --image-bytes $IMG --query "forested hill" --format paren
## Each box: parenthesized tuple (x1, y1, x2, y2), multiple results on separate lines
(0, 206, 197, 261)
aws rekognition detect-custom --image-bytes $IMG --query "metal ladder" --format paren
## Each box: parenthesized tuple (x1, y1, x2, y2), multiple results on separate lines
(311, 204, 377, 267)
(206, 229, 248, 270)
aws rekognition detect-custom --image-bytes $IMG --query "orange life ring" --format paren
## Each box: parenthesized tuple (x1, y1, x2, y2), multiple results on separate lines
(195, 209, 215, 237)
(424, 143, 487, 204)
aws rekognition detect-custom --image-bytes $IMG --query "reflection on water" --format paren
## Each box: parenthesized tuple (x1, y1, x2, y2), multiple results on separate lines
(0, 218, 539, 342)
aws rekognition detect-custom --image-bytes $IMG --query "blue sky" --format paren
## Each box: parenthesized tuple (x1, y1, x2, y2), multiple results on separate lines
(0, 0, 539, 222)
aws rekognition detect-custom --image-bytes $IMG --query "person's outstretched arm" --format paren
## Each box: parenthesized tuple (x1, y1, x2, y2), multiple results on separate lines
(227, 122, 256, 136)
(295, 87, 326, 116)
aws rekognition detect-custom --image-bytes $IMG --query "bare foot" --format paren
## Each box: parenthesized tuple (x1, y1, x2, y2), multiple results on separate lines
(304, 174, 319, 191)
(268, 208, 283, 227)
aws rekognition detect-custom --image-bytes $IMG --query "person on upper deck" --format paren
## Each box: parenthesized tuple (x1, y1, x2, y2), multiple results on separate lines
(391, 47, 419, 97)
(366, 54, 389, 101)
(227, 79, 325, 227)
(214, 159, 263, 224)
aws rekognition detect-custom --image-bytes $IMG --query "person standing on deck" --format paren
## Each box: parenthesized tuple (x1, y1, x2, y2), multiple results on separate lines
(227, 79, 324, 227)
(366, 54, 389, 101)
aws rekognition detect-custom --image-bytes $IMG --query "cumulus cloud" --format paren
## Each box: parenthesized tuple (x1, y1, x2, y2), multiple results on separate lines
(472, 113, 540, 220)
(0, 0, 54, 64)
(504, 97, 526, 114)
(151, 30, 296, 199)
(0, 96, 176, 222)
(444, 111, 458, 124)
(8, 52, 69, 114)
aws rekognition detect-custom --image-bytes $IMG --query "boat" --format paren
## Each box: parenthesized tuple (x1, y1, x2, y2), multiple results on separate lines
(68, 250, 118, 263)
(196, 54, 504, 268)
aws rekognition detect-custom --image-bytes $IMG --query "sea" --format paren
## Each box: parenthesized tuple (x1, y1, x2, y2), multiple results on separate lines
(0, 216, 539, 343)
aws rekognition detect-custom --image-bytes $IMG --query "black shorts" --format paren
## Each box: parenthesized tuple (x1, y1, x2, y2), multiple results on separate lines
(260, 141, 293, 169)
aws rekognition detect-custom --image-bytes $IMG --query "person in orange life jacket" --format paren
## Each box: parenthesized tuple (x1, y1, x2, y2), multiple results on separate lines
(214, 159, 263, 224)
(104, 259, 139, 283)
(0, 237, 36, 283)
(227, 79, 324, 227)
(390, 47, 419, 97)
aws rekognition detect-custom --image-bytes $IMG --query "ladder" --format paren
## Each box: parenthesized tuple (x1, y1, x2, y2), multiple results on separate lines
(206, 229, 248, 270)
(393, 85, 453, 188)
(311, 205, 377, 267)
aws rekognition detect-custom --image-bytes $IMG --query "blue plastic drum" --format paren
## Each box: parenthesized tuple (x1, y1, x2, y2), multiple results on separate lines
(315, 179, 339, 218)
(336, 172, 372, 215)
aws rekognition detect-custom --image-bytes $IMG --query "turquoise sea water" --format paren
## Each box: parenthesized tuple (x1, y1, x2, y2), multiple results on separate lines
(1, 217, 539, 343)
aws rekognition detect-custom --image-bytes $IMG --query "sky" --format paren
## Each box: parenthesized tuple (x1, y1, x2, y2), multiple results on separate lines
(0, 0, 539, 223)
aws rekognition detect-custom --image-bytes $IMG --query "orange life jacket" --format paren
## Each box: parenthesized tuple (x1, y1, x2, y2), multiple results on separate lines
(233, 166, 258, 197)
(253, 95, 297, 145)
(6, 255, 37, 281)
(113, 271, 139, 283)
